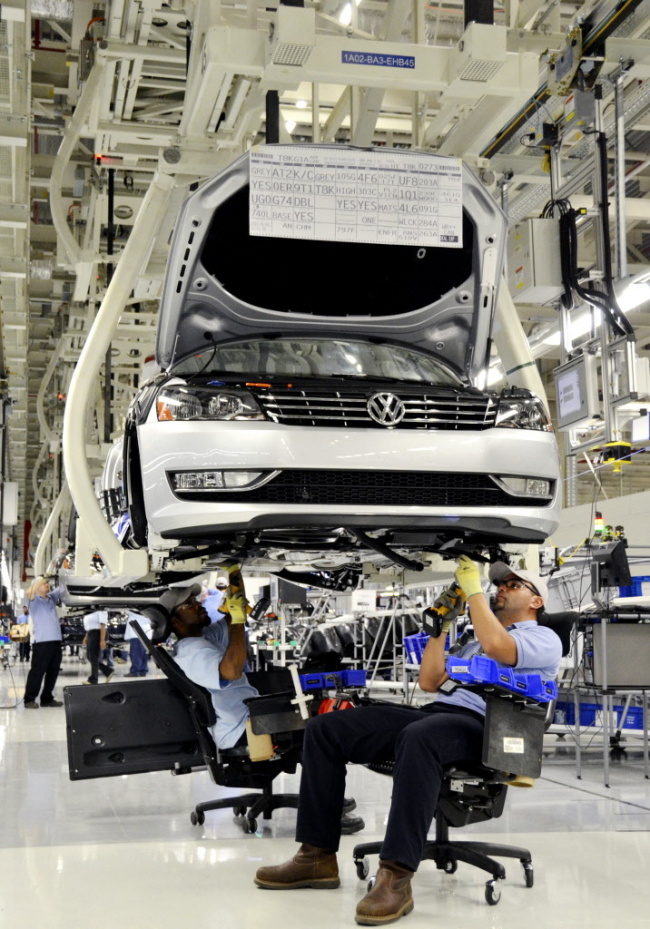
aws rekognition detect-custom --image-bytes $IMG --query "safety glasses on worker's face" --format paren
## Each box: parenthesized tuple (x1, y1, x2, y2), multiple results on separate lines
(494, 578, 539, 595)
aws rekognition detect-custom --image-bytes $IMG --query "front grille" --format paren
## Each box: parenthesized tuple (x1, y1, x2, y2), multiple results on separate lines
(171, 470, 544, 507)
(256, 389, 497, 430)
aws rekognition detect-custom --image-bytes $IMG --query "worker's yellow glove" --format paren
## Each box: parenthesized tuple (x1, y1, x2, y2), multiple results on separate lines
(225, 563, 248, 624)
(435, 587, 465, 636)
(454, 555, 484, 599)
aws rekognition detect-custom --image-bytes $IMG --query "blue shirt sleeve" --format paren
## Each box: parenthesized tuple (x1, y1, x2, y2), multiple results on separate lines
(49, 585, 65, 606)
(511, 625, 562, 675)
(178, 639, 226, 691)
(203, 621, 228, 650)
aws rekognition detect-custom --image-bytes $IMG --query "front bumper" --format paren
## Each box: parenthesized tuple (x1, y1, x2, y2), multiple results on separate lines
(137, 420, 561, 543)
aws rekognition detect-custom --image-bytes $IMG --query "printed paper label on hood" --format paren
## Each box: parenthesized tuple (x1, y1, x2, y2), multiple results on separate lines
(250, 146, 462, 249)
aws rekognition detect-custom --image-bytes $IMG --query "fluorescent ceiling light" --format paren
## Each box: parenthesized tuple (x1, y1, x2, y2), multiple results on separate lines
(285, 120, 296, 134)
(615, 270, 650, 312)
(296, 100, 308, 109)
(339, 3, 352, 25)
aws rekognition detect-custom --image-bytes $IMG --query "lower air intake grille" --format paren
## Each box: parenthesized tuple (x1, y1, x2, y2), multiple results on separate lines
(170, 470, 546, 507)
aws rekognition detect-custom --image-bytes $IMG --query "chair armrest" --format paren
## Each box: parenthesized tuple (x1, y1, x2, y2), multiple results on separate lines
(244, 691, 307, 735)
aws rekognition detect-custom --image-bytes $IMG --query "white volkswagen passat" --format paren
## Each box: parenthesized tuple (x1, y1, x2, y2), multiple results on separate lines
(114, 145, 560, 574)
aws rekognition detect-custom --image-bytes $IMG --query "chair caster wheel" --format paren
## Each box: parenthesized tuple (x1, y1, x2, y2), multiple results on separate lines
(241, 817, 257, 834)
(190, 810, 204, 826)
(485, 880, 501, 905)
(443, 860, 458, 874)
(233, 806, 247, 817)
(522, 862, 534, 888)
(355, 859, 370, 880)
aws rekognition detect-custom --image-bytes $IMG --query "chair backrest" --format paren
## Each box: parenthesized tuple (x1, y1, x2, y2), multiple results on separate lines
(131, 620, 216, 729)
(130, 621, 303, 788)
(537, 610, 579, 657)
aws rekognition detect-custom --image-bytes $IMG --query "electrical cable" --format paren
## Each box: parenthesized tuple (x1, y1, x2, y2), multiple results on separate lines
(183, 335, 219, 384)
(540, 193, 635, 337)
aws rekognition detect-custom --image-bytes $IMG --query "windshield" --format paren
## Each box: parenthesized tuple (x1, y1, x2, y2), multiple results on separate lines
(171, 339, 463, 386)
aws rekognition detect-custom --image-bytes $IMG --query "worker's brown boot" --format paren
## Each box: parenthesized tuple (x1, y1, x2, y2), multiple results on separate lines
(355, 860, 414, 925)
(255, 844, 340, 889)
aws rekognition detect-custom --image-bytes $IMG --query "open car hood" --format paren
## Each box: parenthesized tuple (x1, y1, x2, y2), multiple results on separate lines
(156, 145, 506, 381)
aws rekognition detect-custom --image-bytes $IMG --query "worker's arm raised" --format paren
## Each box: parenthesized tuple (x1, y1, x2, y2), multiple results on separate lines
(218, 564, 249, 681)
(418, 586, 464, 692)
(455, 556, 517, 666)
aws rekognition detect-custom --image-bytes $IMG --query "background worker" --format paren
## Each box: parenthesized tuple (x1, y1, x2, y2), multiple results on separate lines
(254, 557, 563, 926)
(16, 606, 31, 662)
(23, 576, 66, 708)
(199, 576, 229, 624)
(81, 609, 114, 685)
(123, 611, 152, 677)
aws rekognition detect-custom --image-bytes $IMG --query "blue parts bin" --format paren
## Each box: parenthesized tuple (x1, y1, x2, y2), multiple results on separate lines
(404, 632, 429, 665)
(446, 655, 557, 703)
(554, 700, 644, 728)
(618, 575, 650, 597)
(299, 669, 367, 691)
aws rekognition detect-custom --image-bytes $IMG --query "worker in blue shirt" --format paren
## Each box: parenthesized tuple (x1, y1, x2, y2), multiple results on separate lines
(16, 606, 31, 662)
(170, 571, 365, 834)
(254, 557, 562, 926)
(124, 611, 153, 678)
(171, 571, 258, 749)
(23, 576, 66, 708)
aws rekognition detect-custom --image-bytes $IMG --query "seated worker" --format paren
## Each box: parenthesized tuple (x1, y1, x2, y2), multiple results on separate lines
(171, 568, 258, 750)
(168, 567, 364, 831)
(254, 556, 563, 926)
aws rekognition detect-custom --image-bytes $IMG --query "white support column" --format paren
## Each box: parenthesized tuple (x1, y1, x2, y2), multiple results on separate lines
(34, 485, 71, 578)
(492, 272, 549, 404)
(50, 57, 108, 267)
(62, 172, 176, 582)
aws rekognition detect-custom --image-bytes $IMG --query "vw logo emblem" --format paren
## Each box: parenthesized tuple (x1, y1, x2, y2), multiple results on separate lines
(367, 392, 406, 427)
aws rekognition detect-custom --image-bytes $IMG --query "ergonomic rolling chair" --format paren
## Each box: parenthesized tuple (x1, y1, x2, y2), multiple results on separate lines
(131, 620, 305, 833)
(352, 611, 577, 906)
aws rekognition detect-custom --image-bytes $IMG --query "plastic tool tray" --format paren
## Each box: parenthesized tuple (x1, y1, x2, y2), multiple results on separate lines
(298, 670, 367, 692)
(446, 655, 557, 703)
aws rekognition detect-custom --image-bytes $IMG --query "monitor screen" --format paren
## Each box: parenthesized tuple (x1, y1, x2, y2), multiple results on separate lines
(591, 540, 632, 590)
(553, 355, 599, 431)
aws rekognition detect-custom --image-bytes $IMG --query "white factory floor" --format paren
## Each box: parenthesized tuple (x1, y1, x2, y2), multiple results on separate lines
(2, 652, 650, 929)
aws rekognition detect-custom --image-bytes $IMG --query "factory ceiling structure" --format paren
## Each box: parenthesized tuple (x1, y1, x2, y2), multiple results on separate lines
(2, 0, 650, 577)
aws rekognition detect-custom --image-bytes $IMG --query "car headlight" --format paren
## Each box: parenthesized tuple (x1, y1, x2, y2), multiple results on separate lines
(495, 395, 553, 432)
(156, 387, 265, 421)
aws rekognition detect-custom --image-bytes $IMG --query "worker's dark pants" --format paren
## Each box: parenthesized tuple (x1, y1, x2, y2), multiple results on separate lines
(295, 704, 484, 873)
(24, 641, 63, 704)
(86, 629, 113, 684)
(128, 638, 149, 675)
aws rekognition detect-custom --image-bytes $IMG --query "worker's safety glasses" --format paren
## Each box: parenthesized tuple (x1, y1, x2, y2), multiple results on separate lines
(494, 578, 539, 595)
